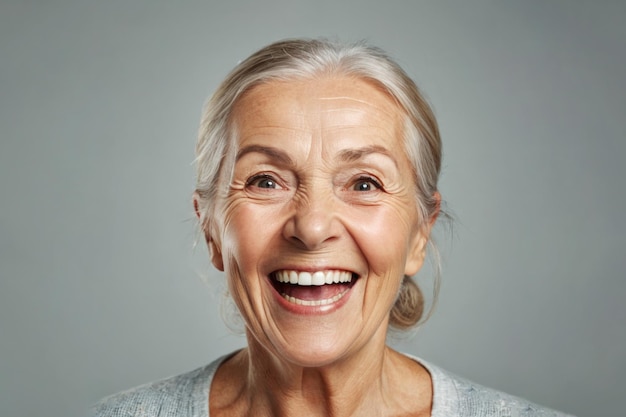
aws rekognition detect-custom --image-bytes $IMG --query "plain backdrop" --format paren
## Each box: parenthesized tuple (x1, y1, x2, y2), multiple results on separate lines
(1, 1, 624, 416)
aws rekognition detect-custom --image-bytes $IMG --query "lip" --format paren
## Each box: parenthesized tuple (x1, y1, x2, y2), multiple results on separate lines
(266, 268, 360, 315)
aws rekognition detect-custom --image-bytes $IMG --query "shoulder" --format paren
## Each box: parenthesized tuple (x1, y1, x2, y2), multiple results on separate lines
(91, 357, 224, 417)
(411, 356, 575, 417)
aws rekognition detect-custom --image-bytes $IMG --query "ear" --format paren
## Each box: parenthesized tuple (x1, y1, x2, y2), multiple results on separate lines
(193, 192, 225, 272)
(192, 192, 202, 221)
(404, 192, 441, 276)
(404, 231, 428, 277)
(208, 236, 225, 272)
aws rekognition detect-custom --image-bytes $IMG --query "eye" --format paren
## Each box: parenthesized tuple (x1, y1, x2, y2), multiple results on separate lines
(351, 176, 382, 192)
(246, 174, 280, 189)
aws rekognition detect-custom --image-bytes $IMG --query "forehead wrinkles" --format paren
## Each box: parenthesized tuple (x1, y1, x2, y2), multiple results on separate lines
(317, 94, 401, 123)
(232, 84, 308, 129)
(233, 77, 402, 126)
(231, 78, 405, 163)
(313, 83, 405, 147)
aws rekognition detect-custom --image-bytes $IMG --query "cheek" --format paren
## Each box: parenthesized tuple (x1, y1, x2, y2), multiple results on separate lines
(221, 201, 281, 278)
(219, 203, 274, 324)
(349, 205, 419, 320)
(348, 204, 417, 275)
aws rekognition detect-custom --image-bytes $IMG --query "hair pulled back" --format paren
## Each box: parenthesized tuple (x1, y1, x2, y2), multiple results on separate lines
(195, 38, 442, 329)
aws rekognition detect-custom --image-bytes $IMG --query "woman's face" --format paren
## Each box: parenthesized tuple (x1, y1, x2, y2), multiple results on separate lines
(208, 76, 430, 367)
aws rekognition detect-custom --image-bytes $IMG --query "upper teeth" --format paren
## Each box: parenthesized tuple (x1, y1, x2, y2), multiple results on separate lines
(274, 270, 353, 286)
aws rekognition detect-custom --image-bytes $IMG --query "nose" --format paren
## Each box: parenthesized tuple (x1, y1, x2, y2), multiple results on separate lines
(282, 192, 342, 250)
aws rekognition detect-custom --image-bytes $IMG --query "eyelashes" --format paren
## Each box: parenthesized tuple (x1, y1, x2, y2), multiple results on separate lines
(350, 176, 383, 192)
(244, 172, 385, 196)
(245, 174, 281, 190)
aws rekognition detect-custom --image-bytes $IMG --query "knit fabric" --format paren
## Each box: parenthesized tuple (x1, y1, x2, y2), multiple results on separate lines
(93, 353, 574, 417)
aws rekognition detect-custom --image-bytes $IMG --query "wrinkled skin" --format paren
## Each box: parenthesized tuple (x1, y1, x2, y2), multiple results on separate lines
(197, 76, 435, 416)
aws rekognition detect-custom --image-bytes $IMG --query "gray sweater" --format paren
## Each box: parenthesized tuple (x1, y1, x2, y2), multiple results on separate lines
(93, 353, 574, 416)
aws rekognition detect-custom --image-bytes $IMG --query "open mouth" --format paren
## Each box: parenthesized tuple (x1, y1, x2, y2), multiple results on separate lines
(270, 270, 359, 306)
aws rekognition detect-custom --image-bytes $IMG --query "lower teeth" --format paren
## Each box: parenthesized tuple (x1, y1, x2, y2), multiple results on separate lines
(281, 289, 348, 306)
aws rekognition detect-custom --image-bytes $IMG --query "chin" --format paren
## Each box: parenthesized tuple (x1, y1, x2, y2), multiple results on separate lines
(260, 318, 378, 369)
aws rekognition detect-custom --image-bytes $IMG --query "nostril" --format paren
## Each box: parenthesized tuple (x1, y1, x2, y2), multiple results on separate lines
(287, 234, 305, 246)
(283, 217, 341, 250)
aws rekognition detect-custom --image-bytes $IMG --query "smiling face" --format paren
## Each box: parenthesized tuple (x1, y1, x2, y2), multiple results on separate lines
(207, 76, 430, 367)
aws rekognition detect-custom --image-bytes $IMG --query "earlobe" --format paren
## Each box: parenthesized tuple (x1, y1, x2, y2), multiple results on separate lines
(405, 193, 440, 276)
(208, 236, 225, 272)
(404, 232, 428, 276)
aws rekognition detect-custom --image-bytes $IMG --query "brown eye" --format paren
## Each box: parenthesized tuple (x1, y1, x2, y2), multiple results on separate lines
(352, 176, 382, 192)
(247, 174, 279, 189)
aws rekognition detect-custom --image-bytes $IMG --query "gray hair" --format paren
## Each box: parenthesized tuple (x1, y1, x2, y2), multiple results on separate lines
(195, 38, 443, 329)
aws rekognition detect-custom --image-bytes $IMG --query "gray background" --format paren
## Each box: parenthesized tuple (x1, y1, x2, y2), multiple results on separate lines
(1, 1, 624, 416)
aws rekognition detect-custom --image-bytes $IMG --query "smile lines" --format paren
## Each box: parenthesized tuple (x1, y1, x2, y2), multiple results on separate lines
(274, 270, 353, 286)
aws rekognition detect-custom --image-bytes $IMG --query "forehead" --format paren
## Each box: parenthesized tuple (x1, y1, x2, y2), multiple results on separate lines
(231, 76, 405, 140)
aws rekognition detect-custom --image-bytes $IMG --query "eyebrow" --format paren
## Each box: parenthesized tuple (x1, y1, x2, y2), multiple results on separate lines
(236, 145, 294, 165)
(235, 144, 398, 167)
(337, 145, 398, 168)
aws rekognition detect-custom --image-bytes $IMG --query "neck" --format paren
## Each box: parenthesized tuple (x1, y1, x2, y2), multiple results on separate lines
(248, 330, 386, 416)
(211, 326, 432, 417)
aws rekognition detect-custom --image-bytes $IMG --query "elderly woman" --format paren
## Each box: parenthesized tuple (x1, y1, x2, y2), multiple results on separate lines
(94, 39, 572, 417)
